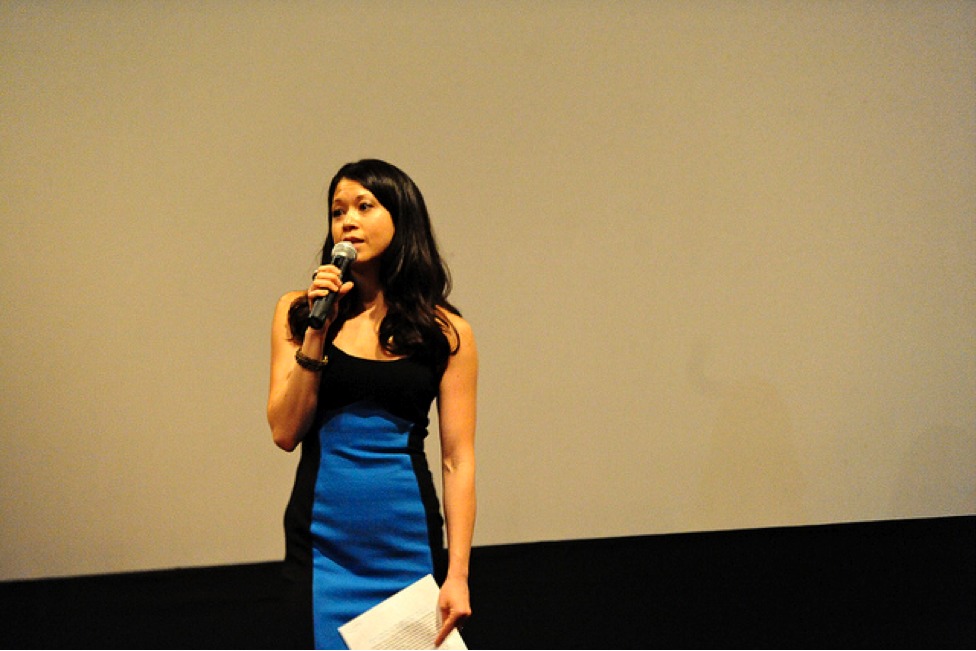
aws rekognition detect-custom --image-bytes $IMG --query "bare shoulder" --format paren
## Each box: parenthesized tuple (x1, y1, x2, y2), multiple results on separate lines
(271, 290, 305, 343)
(274, 290, 306, 320)
(438, 307, 476, 354)
(277, 290, 305, 311)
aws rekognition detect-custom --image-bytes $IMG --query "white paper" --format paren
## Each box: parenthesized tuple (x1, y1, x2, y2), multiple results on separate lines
(338, 574, 467, 650)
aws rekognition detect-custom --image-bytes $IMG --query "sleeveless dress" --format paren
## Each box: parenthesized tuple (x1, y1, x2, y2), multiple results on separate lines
(281, 343, 446, 650)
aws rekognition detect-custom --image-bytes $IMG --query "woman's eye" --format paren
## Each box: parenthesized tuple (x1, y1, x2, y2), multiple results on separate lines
(359, 202, 373, 212)
(331, 208, 343, 219)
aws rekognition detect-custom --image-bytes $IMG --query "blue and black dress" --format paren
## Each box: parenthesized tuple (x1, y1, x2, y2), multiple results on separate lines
(281, 343, 446, 649)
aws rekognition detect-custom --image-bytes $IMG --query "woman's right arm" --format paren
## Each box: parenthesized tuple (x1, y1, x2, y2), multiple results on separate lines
(266, 291, 327, 452)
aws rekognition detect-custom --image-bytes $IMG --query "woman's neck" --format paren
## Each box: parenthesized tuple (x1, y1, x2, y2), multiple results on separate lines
(349, 269, 386, 315)
(333, 273, 397, 359)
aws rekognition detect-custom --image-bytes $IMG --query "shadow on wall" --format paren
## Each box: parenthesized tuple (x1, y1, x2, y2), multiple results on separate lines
(688, 340, 805, 530)
(697, 378, 806, 528)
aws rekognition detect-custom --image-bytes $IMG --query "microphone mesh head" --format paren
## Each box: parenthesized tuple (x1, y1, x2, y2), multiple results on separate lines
(331, 241, 358, 261)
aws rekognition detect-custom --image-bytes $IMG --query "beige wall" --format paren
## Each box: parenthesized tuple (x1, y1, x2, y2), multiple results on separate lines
(1, 0, 973, 581)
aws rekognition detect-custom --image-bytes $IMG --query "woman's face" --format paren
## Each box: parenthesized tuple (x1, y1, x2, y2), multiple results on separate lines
(330, 178, 395, 268)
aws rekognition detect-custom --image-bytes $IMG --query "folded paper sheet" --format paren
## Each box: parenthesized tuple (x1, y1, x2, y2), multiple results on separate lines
(339, 574, 467, 650)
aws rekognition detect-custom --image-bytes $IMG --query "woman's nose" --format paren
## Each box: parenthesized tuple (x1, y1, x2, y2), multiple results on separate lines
(340, 211, 358, 228)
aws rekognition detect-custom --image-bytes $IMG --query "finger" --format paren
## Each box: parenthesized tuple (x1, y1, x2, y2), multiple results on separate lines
(435, 607, 452, 646)
(434, 617, 452, 647)
(310, 272, 342, 294)
(307, 272, 342, 314)
(434, 611, 467, 646)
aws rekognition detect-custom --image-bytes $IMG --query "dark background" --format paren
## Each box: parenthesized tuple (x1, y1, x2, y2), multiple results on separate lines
(2, 515, 972, 649)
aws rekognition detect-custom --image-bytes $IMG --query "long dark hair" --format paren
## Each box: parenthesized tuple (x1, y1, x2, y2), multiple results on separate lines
(289, 159, 460, 368)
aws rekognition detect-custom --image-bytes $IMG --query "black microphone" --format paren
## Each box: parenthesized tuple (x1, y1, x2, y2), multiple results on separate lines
(308, 241, 358, 330)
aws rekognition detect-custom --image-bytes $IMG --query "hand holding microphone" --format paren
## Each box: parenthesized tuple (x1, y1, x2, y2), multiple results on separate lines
(308, 241, 357, 330)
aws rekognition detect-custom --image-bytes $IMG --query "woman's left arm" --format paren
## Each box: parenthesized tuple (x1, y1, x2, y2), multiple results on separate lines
(435, 313, 478, 645)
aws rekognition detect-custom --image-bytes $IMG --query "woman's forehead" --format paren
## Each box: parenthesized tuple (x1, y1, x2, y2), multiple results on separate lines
(333, 178, 373, 201)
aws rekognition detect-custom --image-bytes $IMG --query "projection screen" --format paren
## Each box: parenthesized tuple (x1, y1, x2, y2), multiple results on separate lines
(1, 0, 973, 581)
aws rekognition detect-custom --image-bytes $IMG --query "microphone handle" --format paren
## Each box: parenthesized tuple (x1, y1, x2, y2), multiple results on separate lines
(308, 255, 352, 330)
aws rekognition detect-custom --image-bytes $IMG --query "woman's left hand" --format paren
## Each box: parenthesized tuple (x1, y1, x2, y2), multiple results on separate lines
(435, 576, 471, 646)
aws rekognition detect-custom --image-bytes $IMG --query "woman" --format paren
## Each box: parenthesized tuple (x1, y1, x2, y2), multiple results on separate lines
(267, 159, 477, 649)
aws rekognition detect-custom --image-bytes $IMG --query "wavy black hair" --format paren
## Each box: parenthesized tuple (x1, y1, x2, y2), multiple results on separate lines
(289, 159, 460, 369)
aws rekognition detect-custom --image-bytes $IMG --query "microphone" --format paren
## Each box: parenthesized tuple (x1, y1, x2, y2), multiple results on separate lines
(308, 241, 357, 330)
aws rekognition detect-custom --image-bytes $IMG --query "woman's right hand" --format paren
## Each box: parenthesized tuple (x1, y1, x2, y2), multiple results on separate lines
(307, 264, 355, 331)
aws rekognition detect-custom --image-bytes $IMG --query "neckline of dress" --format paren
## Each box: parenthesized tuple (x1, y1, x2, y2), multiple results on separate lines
(329, 342, 410, 363)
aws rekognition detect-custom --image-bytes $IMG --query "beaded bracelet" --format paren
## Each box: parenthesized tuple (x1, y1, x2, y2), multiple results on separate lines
(295, 348, 329, 372)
